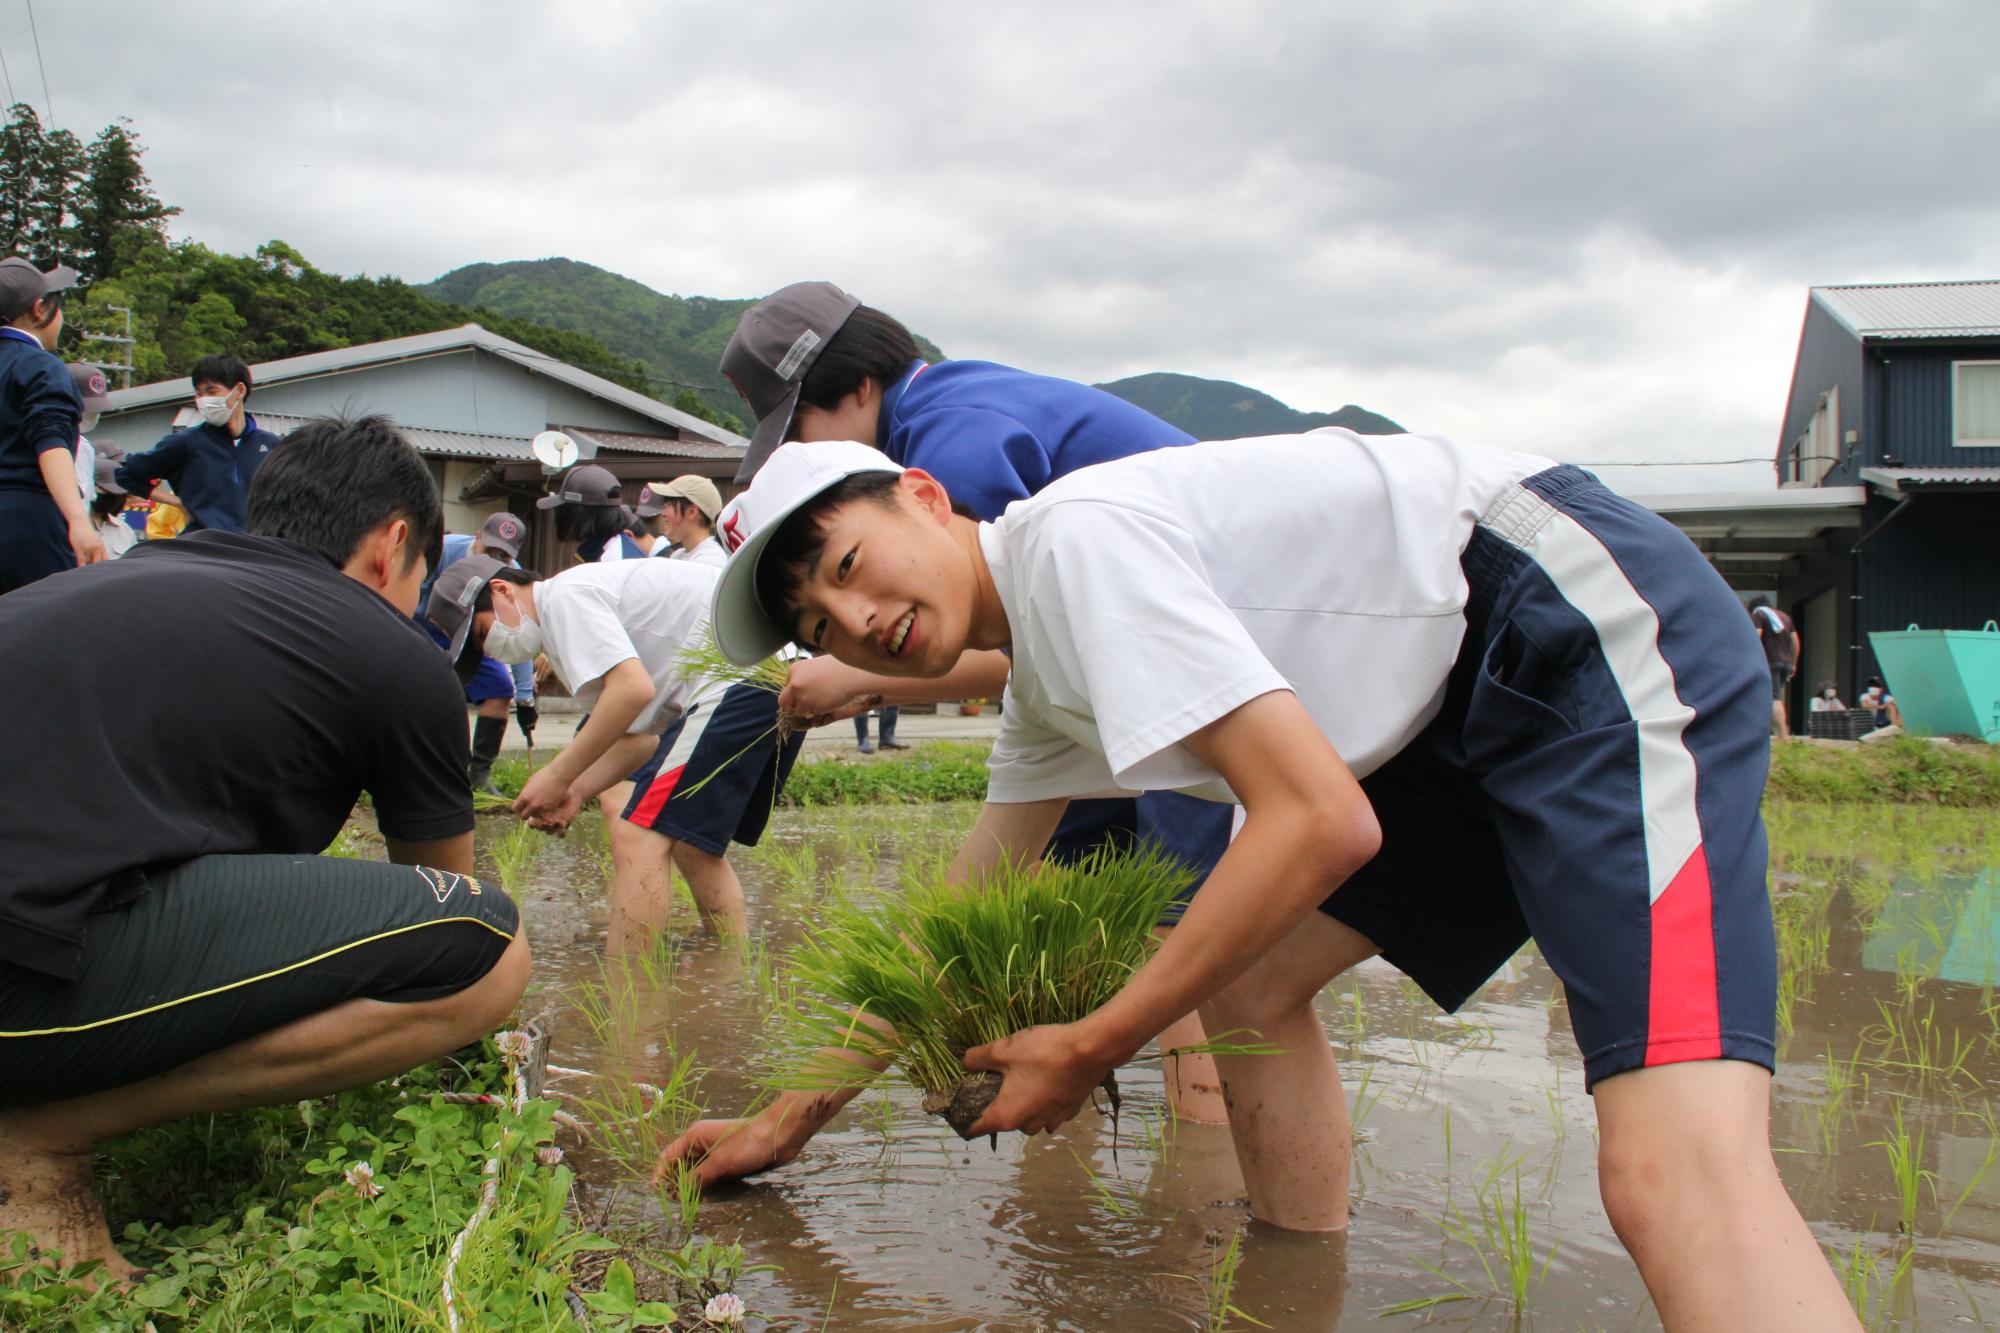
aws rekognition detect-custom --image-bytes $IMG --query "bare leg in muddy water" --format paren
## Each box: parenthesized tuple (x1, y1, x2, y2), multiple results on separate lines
(605, 808, 748, 950)
(1594, 1061, 1858, 1331)
(1199, 911, 1377, 1233)
(1153, 923, 1228, 1125)
(0, 929, 530, 1281)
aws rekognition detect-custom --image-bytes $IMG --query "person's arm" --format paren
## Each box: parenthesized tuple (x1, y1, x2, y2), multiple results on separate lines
(514, 657, 653, 821)
(656, 795, 1069, 1185)
(36, 447, 104, 566)
(384, 832, 475, 877)
(961, 690, 1381, 1136)
(115, 434, 188, 498)
(780, 650, 1014, 727)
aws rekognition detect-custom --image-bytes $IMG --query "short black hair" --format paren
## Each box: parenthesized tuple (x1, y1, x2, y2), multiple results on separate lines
(555, 502, 627, 547)
(624, 508, 651, 539)
(1748, 596, 1772, 611)
(472, 565, 540, 614)
(90, 490, 125, 522)
(793, 305, 922, 425)
(190, 354, 253, 397)
(246, 414, 444, 575)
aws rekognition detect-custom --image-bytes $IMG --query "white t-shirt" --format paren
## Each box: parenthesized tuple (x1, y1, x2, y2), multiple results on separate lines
(534, 558, 729, 734)
(981, 430, 1554, 805)
(671, 536, 727, 569)
(94, 517, 139, 559)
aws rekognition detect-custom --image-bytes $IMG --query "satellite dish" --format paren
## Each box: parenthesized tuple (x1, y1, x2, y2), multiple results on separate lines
(531, 430, 578, 471)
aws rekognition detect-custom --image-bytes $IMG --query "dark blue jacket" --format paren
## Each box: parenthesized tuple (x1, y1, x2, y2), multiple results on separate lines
(877, 360, 1195, 521)
(0, 328, 82, 494)
(116, 415, 281, 532)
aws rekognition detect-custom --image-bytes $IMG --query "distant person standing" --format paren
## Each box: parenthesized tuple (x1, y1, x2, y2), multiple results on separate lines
(417, 510, 540, 791)
(116, 355, 281, 533)
(0, 258, 103, 592)
(1749, 597, 1798, 740)
(641, 475, 728, 568)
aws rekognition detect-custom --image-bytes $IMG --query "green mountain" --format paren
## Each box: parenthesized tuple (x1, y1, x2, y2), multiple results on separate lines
(1094, 372, 1404, 439)
(421, 258, 1400, 441)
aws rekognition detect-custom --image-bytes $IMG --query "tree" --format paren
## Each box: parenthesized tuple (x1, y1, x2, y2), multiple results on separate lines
(74, 118, 178, 283)
(0, 104, 45, 259)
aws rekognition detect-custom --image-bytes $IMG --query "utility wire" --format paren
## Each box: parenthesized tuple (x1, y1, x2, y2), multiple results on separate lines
(23, 0, 48, 125)
(0, 42, 14, 107)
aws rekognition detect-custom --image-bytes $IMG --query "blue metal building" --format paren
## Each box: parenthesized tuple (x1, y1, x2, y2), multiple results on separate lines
(1772, 281, 2000, 700)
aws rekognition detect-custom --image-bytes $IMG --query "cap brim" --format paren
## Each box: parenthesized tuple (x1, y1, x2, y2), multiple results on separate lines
(484, 538, 521, 560)
(709, 455, 903, 666)
(534, 491, 567, 510)
(44, 265, 78, 293)
(734, 384, 801, 484)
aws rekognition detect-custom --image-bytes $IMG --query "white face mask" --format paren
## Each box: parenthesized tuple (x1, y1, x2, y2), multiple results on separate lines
(80, 412, 100, 433)
(481, 608, 543, 664)
(196, 394, 235, 428)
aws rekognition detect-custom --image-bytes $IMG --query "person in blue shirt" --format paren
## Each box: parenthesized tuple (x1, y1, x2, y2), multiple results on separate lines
(0, 258, 103, 592)
(718, 283, 1349, 1232)
(116, 354, 281, 533)
(418, 510, 540, 790)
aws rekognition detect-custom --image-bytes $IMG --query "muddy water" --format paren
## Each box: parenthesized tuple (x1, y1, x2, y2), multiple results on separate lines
(476, 804, 2000, 1330)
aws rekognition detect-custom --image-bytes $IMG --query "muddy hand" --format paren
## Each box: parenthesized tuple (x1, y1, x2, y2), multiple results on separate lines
(512, 766, 570, 824)
(961, 1023, 1109, 1138)
(654, 1115, 790, 1188)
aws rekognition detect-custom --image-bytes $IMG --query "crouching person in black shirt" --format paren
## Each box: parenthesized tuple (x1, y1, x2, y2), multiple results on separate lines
(0, 415, 530, 1282)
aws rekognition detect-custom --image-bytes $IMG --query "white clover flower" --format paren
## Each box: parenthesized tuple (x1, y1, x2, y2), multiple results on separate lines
(703, 1292, 746, 1325)
(494, 1029, 532, 1059)
(537, 1144, 564, 1167)
(344, 1160, 383, 1199)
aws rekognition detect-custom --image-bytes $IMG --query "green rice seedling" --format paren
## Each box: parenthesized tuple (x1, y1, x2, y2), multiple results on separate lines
(676, 630, 792, 698)
(1067, 1146, 1140, 1219)
(1817, 1045, 1870, 1154)
(1944, 1106, 2000, 1230)
(489, 819, 543, 896)
(769, 847, 1196, 1137)
(760, 840, 821, 893)
(1870, 1104, 1937, 1235)
(1834, 1237, 1915, 1331)
(1137, 1101, 1176, 1160)
(567, 1049, 701, 1186)
(1450, 1157, 1558, 1313)
(1349, 1063, 1384, 1133)
(1176, 1227, 1267, 1332)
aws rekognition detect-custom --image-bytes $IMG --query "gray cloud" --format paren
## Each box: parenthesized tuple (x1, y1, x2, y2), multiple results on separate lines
(26, 0, 2000, 486)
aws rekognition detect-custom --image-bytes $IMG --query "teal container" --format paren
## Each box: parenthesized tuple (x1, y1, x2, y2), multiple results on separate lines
(1868, 621, 2000, 743)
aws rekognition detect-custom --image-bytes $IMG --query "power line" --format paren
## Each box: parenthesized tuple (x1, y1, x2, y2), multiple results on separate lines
(0, 42, 14, 106)
(23, 0, 47, 125)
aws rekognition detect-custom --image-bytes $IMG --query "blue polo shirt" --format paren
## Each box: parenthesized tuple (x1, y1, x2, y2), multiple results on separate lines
(0, 327, 81, 493)
(116, 414, 281, 532)
(420, 531, 536, 700)
(875, 359, 1194, 521)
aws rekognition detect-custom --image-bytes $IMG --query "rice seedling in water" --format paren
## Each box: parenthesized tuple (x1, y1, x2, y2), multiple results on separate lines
(489, 819, 543, 896)
(1389, 1149, 1556, 1319)
(769, 846, 1196, 1138)
(1183, 1227, 1265, 1332)
(1834, 1237, 1914, 1330)
(1870, 1103, 1937, 1235)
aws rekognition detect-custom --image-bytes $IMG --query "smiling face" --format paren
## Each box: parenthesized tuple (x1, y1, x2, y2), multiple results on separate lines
(772, 471, 994, 677)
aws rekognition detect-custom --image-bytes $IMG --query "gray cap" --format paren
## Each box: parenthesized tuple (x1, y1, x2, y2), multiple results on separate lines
(720, 280, 861, 482)
(93, 445, 129, 496)
(67, 363, 111, 413)
(0, 257, 79, 322)
(426, 553, 506, 669)
(476, 510, 527, 560)
(535, 463, 622, 509)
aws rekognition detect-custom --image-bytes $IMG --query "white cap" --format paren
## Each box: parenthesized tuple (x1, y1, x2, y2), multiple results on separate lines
(710, 440, 903, 664)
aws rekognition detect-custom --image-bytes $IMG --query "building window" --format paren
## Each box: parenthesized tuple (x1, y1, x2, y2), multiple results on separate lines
(1786, 386, 1840, 485)
(1955, 361, 2000, 448)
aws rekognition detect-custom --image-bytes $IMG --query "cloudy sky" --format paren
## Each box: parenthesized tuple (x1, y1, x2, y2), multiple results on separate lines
(20, 1, 2000, 490)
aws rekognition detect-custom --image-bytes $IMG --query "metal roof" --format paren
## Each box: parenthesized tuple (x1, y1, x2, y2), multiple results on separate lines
(564, 427, 745, 461)
(1813, 281, 2000, 340)
(175, 408, 544, 461)
(192, 410, 726, 464)
(106, 324, 747, 448)
(1860, 466, 2000, 498)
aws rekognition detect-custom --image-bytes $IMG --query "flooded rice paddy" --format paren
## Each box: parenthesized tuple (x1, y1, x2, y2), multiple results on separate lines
(472, 798, 2000, 1330)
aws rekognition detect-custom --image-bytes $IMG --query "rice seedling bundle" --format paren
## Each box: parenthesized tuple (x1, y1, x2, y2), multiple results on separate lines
(772, 846, 1196, 1137)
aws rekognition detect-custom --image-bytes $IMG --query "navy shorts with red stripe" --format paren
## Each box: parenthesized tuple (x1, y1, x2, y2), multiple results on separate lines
(621, 682, 805, 855)
(1321, 465, 1777, 1089)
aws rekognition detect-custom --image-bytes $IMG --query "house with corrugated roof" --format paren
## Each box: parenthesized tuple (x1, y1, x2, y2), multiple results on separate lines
(90, 324, 747, 571)
(1768, 280, 2000, 698)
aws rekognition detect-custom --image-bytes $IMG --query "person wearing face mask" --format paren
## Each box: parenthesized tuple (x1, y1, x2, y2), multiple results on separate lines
(426, 553, 804, 947)
(0, 258, 104, 593)
(1808, 681, 1848, 713)
(114, 354, 281, 533)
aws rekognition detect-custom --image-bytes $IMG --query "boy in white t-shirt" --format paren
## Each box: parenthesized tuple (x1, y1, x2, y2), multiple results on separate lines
(664, 436, 1854, 1330)
(427, 554, 803, 945)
